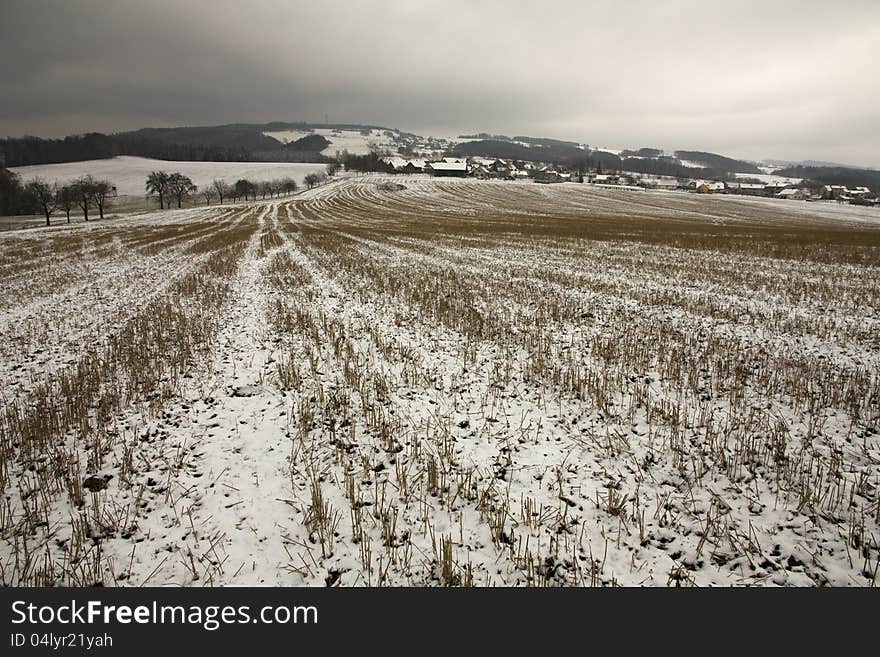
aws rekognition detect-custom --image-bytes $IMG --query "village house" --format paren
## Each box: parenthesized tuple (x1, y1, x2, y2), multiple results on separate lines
(776, 188, 808, 200)
(823, 185, 848, 199)
(489, 160, 515, 179)
(469, 164, 492, 179)
(819, 184, 874, 200)
(847, 186, 872, 198)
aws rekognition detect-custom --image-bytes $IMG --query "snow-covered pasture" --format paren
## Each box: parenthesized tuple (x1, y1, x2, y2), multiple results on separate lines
(9, 156, 327, 196)
(734, 172, 804, 185)
(1, 176, 879, 587)
(263, 127, 397, 156)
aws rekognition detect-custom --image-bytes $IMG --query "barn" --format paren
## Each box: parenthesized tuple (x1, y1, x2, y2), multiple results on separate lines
(425, 161, 468, 177)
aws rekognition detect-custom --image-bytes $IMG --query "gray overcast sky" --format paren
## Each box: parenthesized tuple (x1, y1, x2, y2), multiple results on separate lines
(2, 0, 878, 166)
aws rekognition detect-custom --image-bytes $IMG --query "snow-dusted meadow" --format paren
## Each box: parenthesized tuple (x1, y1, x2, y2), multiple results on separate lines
(263, 128, 397, 156)
(1, 176, 878, 587)
(9, 156, 327, 196)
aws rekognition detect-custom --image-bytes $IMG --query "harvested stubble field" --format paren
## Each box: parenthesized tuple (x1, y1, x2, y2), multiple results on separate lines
(2, 175, 879, 587)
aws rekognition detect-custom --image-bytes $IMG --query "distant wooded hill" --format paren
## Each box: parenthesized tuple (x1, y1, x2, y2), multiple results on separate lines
(772, 165, 880, 191)
(673, 151, 762, 174)
(0, 122, 366, 167)
(452, 139, 587, 164)
(453, 139, 759, 179)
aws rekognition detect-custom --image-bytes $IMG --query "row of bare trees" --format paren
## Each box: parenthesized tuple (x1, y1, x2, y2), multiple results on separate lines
(23, 175, 115, 226)
(227, 177, 300, 202)
(145, 164, 338, 210)
(0, 162, 342, 225)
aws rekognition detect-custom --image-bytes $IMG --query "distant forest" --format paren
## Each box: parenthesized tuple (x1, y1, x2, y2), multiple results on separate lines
(452, 139, 587, 164)
(0, 122, 343, 167)
(773, 165, 880, 191)
(673, 151, 762, 174)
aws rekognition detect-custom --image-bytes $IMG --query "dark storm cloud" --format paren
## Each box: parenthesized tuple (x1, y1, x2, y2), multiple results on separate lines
(2, 0, 878, 166)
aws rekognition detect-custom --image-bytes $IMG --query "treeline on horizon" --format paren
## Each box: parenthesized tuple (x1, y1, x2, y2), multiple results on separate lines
(0, 128, 334, 167)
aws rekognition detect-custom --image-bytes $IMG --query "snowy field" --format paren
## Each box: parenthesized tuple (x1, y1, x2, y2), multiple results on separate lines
(9, 156, 327, 196)
(734, 172, 804, 185)
(1, 176, 879, 587)
(263, 128, 397, 156)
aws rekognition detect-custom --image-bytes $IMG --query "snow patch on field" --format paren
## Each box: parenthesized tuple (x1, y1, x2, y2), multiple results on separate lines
(264, 128, 397, 156)
(734, 172, 804, 185)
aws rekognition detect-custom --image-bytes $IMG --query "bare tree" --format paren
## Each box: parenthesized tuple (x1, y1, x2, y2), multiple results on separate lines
(234, 179, 248, 201)
(212, 179, 229, 204)
(234, 179, 256, 201)
(167, 172, 197, 208)
(202, 187, 216, 205)
(56, 184, 77, 223)
(326, 162, 340, 177)
(90, 179, 114, 219)
(24, 177, 57, 226)
(258, 180, 272, 199)
(73, 175, 95, 221)
(0, 168, 25, 216)
(146, 171, 170, 209)
(304, 173, 320, 189)
(278, 177, 298, 195)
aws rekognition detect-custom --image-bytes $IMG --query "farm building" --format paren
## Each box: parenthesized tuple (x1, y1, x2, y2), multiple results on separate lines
(383, 157, 427, 173)
(640, 178, 679, 190)
(695, 181, 725, 193)
(763, 182, 788, 196)
(740, 183, 767, 196)
(425, 161, 468, 177)
(726, 182, 766, 196)
(384, 157, 408, 172)
(401, 159, 426, 173)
